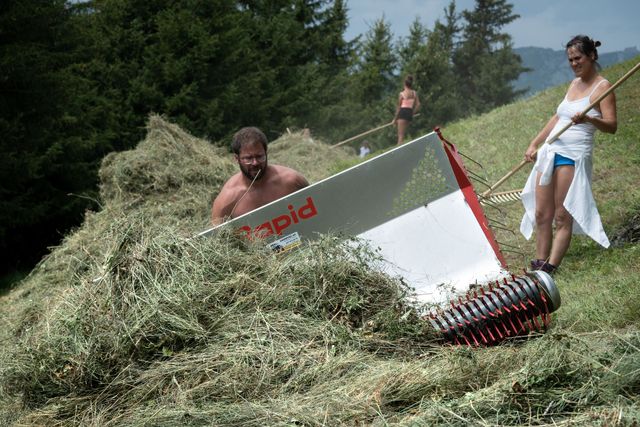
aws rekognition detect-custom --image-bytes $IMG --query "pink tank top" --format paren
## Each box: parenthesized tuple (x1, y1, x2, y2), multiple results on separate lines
(400, 90, 416, 108)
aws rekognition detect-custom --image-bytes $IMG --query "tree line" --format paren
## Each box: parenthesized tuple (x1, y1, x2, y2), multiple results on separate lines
(0, 0, 524, 278)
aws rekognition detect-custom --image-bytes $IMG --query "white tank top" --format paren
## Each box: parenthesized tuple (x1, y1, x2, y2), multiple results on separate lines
(547, 78, 607, 145)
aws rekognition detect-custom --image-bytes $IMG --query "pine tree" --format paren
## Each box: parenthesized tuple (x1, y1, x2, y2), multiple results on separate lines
(325, 17, 397, 147)
(453, 0, 525, 115)
(317, 0, 355, 72)
(355, 17, 398, 105)
(294, 0, 359, 140)
(398, 18, 429, 74)
(410, 4, 463, 128)
(0, 0, 105, 273)
(436, 1, 462, 57)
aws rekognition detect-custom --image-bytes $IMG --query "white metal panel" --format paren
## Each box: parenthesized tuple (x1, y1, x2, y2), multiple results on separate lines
(359, 189, 508, 304)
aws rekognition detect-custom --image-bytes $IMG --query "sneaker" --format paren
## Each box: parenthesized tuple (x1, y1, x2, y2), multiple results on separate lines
(529, 259, 557, 275)
(530, 259, 545, 270)
(539, 262, 557, 274)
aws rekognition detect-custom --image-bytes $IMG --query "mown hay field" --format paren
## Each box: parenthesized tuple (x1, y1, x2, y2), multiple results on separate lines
(1, 57, 639, 426)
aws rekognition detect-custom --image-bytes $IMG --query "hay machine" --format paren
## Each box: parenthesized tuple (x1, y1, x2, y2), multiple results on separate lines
(198, 130, 561, 346)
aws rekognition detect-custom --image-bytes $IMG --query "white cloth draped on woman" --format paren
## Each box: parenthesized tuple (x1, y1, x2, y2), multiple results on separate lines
(520, 79, 610, 248)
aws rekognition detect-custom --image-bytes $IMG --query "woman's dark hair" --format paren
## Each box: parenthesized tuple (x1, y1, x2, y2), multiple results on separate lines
(566, 35, 601, 65)
(404, 75, 414, 89)
(231, 127, 268, 155)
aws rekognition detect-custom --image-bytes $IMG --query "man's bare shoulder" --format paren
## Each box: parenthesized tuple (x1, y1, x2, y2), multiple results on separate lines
(270, 164, 309, 188)
(217, 172, 247, 193)
(270, 164, 308, 180)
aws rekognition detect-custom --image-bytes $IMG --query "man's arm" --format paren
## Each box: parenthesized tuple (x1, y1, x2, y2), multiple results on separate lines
(211, 187, 236, 225)
(294, 171, 310, 190)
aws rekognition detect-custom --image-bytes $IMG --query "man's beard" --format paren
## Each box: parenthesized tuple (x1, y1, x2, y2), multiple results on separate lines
(240, 162, 265, 181)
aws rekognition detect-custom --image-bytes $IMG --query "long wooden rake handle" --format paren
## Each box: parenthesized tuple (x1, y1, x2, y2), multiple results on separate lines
(332, 114, 421, 148)
(481, 61, 640, 198)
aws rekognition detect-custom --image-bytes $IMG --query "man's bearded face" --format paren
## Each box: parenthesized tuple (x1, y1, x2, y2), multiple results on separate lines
(236, 142, 267, 180)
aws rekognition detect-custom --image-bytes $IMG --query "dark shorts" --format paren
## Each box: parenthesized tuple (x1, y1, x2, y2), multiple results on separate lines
(397, 107, 413, 121)
(553, 153, 575, 169)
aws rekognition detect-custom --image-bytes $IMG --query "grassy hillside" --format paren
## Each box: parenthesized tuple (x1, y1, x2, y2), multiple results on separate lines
(1, 58, 639, 426)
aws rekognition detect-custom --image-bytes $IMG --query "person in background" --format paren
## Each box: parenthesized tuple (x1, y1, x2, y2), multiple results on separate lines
(392, 75, 421, 145)
(211, 127, 309, 225)
(359, 140, 371, 158)
(520, 35, 617, 274)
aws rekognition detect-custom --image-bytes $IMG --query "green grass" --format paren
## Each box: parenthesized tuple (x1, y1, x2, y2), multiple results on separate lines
(1, 58, 639, 426)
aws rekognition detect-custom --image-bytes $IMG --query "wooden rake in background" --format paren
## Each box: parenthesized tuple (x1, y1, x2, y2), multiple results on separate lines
(331, 114, 421, 148)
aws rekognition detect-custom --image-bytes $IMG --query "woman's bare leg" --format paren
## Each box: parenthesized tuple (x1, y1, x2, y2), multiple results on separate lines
(549, 165, 575, 266)
(396, 120, 408, 145)
(534, 171, 555, 261)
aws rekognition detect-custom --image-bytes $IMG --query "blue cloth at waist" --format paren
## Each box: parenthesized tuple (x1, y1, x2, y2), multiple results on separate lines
(554, 153, 575, 168)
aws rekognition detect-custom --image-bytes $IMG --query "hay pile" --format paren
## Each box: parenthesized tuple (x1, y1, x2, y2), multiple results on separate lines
(1, 116, 639, 426)
(99, 114, 237, 229)
(267, 131, 356, 183)
(1, 222, 434, 425)
(0, 116, 236, 344)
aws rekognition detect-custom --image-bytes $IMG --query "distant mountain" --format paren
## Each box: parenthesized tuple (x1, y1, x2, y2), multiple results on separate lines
(513, 46, 640, 97)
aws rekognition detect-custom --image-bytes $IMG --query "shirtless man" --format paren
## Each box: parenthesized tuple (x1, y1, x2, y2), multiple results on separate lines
(211, 127, 309, 225)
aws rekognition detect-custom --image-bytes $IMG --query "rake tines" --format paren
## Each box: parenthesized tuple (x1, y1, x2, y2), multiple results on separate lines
(480, 188, 523, 206)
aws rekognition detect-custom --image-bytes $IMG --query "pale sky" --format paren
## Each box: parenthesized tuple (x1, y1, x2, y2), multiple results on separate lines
(345, 0, 640, 53)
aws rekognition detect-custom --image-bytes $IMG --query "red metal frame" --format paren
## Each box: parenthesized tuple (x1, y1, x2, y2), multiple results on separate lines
(435, 127, 507, 268)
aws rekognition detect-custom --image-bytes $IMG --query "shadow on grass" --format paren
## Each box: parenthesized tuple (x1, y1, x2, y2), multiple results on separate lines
(0, 270, 28, 296)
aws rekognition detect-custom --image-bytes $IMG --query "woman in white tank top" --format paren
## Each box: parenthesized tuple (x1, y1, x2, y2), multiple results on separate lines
(520, 35, 617, 274)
